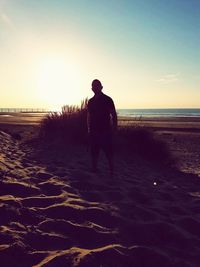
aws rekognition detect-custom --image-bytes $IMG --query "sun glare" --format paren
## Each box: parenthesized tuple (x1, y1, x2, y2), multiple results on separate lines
(37, 58, 80, 110)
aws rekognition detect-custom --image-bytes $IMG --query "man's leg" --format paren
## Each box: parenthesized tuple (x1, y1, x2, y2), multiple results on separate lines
(105, 150, 114, 175)
(90, 133, 100, 172)
(91, 144, 99, 172)
(102, 133, 114, 175)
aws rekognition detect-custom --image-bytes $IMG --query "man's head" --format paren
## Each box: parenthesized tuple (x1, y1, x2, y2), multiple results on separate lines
(91, 79, 103, 94)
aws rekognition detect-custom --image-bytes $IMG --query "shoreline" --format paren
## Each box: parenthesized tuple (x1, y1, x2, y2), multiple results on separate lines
(0, 112, 200, 131)
(118, 116, 200, 131)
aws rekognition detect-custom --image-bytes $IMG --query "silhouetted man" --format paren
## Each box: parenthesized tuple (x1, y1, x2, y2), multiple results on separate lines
(87, 79, 117, 175)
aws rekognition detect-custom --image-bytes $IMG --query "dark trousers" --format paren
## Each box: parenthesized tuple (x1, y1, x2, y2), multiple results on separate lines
(89, 131, 113, 171)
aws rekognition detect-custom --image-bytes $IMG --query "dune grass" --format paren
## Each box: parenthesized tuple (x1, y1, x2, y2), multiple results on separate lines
(116, 125, 171, 164)
(40, 100, 171, 164)
(40, 99, 88, 144)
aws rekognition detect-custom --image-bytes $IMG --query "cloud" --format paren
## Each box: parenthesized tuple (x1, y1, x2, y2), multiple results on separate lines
(0, 12, 14, 30)
(156, 73, 180, 84)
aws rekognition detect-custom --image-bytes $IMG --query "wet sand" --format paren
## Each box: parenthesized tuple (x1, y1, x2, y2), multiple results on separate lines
(0, 113, 47, 125)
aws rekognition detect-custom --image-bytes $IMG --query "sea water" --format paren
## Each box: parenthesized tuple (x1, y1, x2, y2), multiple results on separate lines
(0, 108, 200, 118)
(117, 109, 200, 118)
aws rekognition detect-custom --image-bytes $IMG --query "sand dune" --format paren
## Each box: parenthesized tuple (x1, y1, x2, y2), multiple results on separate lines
(1, 130, 200, 266)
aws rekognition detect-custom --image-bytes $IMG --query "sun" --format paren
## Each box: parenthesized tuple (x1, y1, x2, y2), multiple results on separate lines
(36, 58, 80, 110)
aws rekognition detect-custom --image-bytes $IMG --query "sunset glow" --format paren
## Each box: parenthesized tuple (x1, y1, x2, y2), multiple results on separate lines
(36, 58, 81, 109)
(0, 0, 199, 109)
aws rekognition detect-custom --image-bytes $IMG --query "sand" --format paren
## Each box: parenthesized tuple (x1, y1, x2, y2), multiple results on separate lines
(0, 114, 200, 267)
(0, 113, 47, 125)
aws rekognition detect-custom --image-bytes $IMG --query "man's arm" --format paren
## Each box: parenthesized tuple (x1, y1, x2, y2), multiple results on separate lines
(111, 108, 117, 131)
(87, 111, 91, 134)
(87, 100, 91, 134)
(110, 100, 117, 131)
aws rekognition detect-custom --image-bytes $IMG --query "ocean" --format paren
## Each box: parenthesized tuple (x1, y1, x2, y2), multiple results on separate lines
(117, 109, 200, 118)
(0, 108, 200, 118)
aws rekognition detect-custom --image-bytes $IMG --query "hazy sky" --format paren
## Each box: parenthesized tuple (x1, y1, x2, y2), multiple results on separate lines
(0, 0, 199, 109)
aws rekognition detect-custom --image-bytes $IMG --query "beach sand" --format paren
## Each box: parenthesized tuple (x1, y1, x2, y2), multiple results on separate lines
(0, 114, 200, 267)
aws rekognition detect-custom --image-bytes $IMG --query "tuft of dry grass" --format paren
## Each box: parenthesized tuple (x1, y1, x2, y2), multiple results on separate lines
(117, 125, 171, 164)
(40, 99, 88, 144)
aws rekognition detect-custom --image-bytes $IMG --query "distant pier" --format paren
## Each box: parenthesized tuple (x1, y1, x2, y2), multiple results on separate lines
(0, 108, 48, 113)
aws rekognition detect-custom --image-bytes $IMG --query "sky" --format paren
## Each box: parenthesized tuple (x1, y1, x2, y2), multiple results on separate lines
(0, 0, 200, 109)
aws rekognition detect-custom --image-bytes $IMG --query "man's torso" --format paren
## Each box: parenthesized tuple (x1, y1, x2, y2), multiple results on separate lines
(88, 93, 114, 133)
